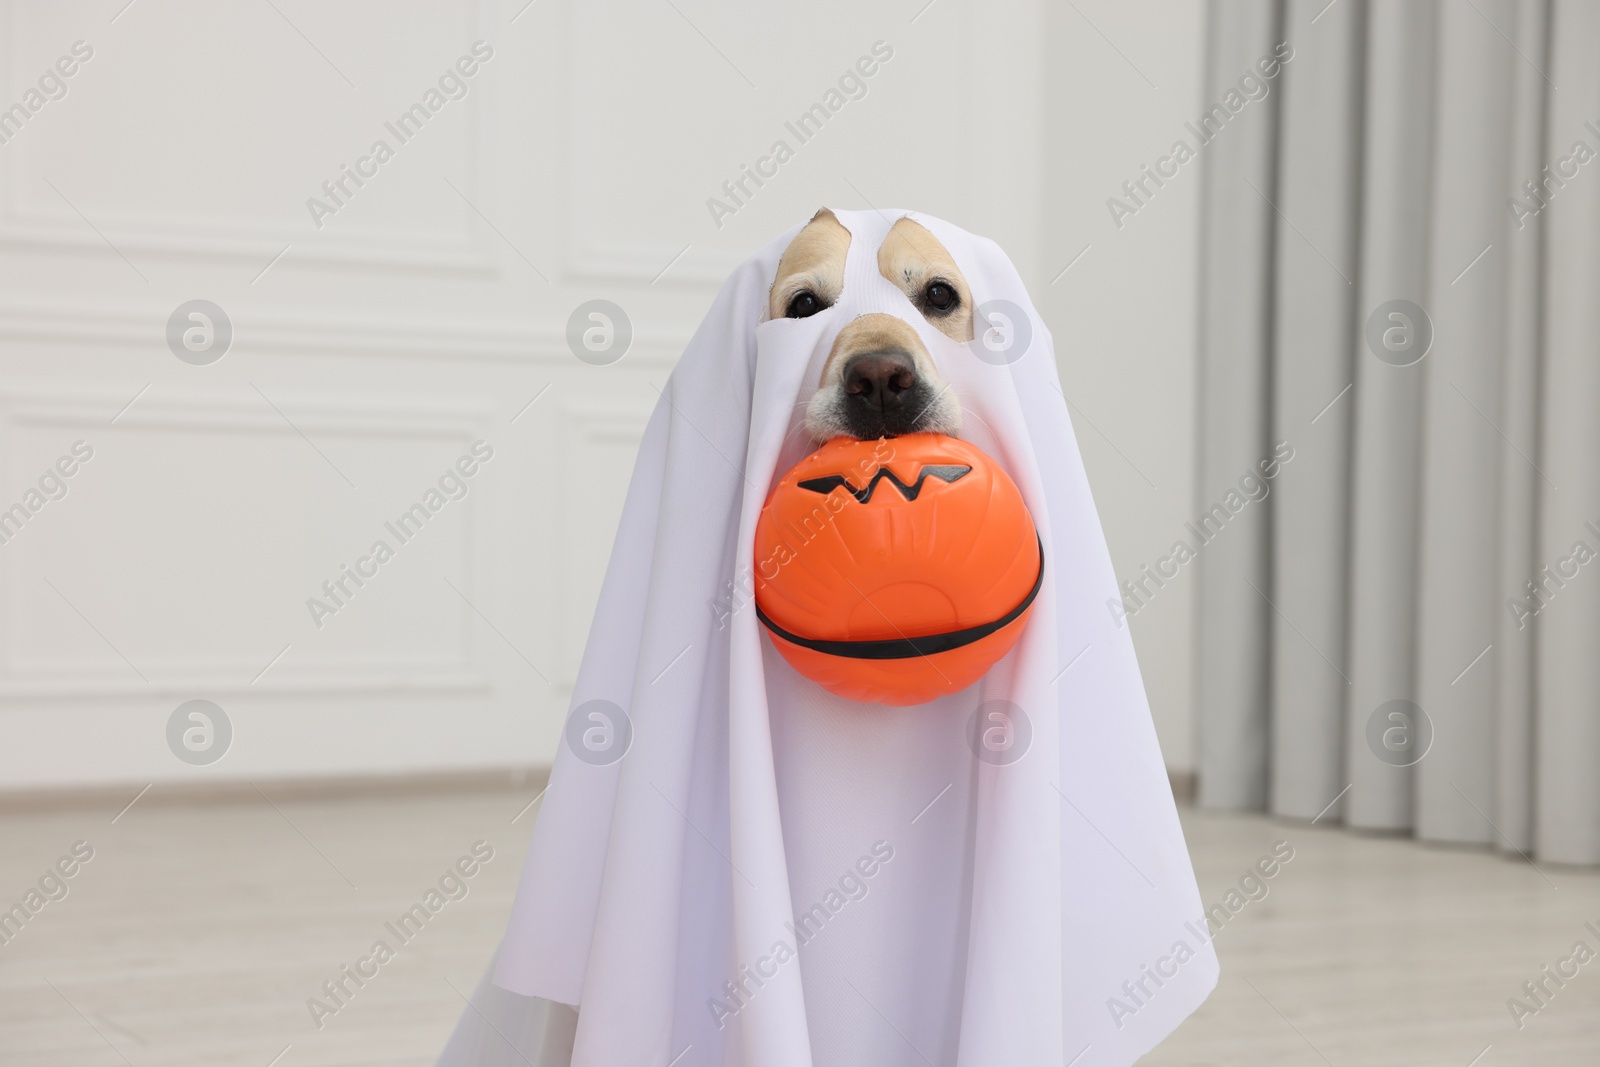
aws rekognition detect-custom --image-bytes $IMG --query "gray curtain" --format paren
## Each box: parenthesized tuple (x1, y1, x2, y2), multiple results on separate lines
(1197, 0, 1600, 865)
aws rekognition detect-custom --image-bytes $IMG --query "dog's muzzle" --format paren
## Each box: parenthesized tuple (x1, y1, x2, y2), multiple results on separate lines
(836, 348, 943, 439)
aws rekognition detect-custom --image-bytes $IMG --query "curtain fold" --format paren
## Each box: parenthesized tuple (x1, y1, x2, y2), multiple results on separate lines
(1194, 0, 1283, 811)
(1267, 0, 1363, 821)
(1197, 0, 1600, 865)
(1341, 0, 1436, 833)
(1538, 0, 1600, 864)
(1495, 0, 1548, 857)
(1413, 0, 1515, 846)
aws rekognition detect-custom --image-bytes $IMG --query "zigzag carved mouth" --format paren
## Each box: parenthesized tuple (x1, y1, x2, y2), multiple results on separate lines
(796, 464, 971, 504)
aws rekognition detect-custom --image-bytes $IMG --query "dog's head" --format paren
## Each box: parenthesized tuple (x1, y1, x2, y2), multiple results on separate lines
(770, 208, 972, 442)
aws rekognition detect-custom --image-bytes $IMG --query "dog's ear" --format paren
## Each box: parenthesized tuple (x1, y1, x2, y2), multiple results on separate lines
(809, 206, 837, 223)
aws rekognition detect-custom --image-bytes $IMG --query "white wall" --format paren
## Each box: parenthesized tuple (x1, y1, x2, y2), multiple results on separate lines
(1040, 2, 1206, 772)
(0, 0, 1203, 789)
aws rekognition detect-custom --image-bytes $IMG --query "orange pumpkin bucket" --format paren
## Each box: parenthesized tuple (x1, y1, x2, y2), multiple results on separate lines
(753, 433, 1042, 706)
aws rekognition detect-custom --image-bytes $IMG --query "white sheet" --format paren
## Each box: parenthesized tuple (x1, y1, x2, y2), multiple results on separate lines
(443, 209, 1215, 1067)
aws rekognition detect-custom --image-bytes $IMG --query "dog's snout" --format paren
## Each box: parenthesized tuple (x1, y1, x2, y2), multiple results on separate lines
(803, 313, 961, 442)
(843, 351, 919, 407)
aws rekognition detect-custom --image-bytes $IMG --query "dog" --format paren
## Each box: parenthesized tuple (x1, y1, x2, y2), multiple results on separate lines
(770, 208, 971, 442)
(441, 208, 1217, 1067)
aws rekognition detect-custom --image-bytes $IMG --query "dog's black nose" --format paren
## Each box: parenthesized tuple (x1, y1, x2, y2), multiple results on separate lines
(843, 351, 919, 409)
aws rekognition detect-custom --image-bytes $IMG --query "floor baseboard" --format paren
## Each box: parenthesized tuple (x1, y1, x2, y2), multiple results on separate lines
(3, 765, 1197, 814)
(1169, 769, 1197, 805)
(0, 765, 550, 815)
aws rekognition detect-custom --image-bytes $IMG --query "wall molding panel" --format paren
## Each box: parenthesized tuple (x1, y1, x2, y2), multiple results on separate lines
(0, 388, 494, 700)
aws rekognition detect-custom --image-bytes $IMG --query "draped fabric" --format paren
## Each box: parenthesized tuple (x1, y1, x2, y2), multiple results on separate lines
(443, 209, 1217, 1066)
(1197, 0, 1600, 864)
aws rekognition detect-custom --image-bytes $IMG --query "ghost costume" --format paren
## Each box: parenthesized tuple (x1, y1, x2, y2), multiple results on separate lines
(437, 209, 1216, 1067)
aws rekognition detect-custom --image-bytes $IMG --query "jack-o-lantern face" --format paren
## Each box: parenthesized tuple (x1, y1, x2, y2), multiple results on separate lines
(753, 433, 1041, 706)
(795, 462, 971, 503)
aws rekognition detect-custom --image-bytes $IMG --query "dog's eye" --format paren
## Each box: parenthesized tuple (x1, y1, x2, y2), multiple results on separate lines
(923, 281, 959, 313)
(786, 291, 825, 319)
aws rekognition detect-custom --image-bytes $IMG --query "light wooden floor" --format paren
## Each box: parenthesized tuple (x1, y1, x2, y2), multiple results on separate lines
(2, 787, 1597, 1065)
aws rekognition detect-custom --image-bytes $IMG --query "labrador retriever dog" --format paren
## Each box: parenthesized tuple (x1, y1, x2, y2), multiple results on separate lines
(770, 208, 972, 442)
